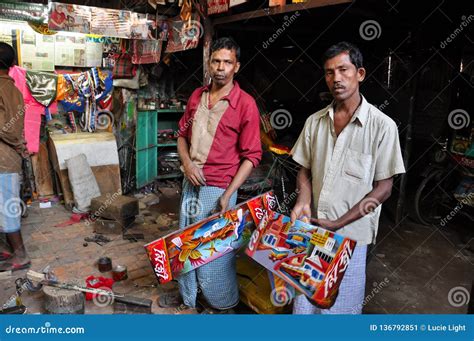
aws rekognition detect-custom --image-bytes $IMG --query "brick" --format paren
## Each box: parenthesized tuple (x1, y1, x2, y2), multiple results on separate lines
(90, 195, 139, 220)
(93, 216, 135, 235)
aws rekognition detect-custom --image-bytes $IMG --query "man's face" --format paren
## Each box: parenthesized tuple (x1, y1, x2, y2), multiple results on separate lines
(324, 52, 365, 102)
(209, 48, 240, 87)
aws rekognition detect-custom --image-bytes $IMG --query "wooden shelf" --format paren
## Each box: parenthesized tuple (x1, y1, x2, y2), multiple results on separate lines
(157, 173, 183, 180)
(157, 142, 177, 147)
(157, 109, 185, 113)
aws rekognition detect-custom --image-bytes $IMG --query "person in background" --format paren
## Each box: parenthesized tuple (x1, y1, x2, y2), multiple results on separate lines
(290, 41, 405, 314)
(0, 42, 30, 272)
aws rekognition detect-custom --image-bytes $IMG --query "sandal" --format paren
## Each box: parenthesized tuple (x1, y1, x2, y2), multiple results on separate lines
(157, 292, 184, 308)
(0, 261, 31, 272)
(0, 251, 12, 261)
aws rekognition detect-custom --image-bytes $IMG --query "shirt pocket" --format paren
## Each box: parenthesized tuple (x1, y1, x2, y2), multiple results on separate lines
(342, 149, 373, 184)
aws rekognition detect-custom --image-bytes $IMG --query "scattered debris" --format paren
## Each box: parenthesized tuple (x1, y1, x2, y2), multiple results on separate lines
(123, 233, 144, 242)
(84, 234, 111, 246)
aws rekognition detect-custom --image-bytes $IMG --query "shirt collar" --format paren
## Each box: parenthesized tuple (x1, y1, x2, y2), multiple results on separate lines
(202, 81, 241, 109)
(318, 94, 369, 126)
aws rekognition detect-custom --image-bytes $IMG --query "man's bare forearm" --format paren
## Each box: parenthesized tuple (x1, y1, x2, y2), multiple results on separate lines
(295, 167, 312, 205)
(177, 137, 192, 167)
(222, 159, 254, 199)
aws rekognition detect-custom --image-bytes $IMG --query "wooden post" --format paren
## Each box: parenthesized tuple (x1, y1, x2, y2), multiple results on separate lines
(43, 281, 85, 314)
(199, 0, 214, 85)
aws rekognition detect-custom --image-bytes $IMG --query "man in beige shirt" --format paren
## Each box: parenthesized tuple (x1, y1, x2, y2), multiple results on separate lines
(291, 42, 405, 314)
(0, 42, 30, 271)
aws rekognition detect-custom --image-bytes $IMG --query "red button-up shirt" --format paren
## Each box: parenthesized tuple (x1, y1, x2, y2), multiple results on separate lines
(178, 81, 262, 189)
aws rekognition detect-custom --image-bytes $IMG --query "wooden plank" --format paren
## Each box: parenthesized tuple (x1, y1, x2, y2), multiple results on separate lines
(31, 142, 55, 198)
(212, 0, 352, 25)
(58, 165, 122, 209)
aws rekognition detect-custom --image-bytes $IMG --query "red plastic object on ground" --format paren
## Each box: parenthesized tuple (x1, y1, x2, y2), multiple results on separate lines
(85, 276, 114, 301)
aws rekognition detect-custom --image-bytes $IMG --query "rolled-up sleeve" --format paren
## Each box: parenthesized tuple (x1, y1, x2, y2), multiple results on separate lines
(374, 120, 406, 181)
(177, 90, 200, 139)
(238, 100, 262, 168)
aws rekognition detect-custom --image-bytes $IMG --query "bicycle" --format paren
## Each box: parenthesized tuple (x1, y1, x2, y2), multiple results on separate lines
(238, 144, 300, 216)
(414, 136, 474, 226)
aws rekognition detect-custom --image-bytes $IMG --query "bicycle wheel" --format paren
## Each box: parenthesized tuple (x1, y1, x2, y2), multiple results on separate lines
(414, 169, 454, 226)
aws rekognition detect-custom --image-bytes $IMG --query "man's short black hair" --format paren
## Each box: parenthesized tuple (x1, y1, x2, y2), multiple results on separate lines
(0, 42, 15, 70)
(210, 37, 240, 62)
(322, 41, 363, 69)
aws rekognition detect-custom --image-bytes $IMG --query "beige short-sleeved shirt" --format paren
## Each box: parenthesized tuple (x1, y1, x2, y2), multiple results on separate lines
(291, 95, 406, 245)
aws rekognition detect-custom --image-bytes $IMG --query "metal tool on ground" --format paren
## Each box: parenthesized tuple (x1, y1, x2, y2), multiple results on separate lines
(84, 234, 111, 246)
(26, 270, 152, 309)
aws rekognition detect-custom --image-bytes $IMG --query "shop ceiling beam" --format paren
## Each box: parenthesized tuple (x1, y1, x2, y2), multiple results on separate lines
(212, 0, 352, 25)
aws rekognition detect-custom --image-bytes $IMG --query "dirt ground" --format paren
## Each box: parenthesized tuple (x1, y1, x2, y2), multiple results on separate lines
(1, 185, 472, 315)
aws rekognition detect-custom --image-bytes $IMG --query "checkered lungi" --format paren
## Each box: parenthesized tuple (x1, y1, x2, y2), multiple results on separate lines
(293, 245, 368, 314)
(0, 173, 21, 233)
(177, 178, 239, 310)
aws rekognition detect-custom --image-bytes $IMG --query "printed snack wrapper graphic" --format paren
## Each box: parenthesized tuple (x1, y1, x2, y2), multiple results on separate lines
(246, 210, 357, 309)
(144, 192, 277, 284)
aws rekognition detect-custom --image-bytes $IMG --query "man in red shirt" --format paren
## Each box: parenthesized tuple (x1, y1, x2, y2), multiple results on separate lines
(160, 37, 261, 312)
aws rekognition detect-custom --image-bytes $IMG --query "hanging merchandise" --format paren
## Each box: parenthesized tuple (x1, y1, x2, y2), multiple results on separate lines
(9, 66, 58, 153)
(59, 68, 113, 132)
(207, 0, 230, 15)
(165, 13, 201, 53)
(25, 70, 58, 120)
(132, 39, 163, 64)
(113, 41, 137, 79)
(0, 1, 48, 24)
(48, 2, 159, 40)
(180, 0, 193, 21)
